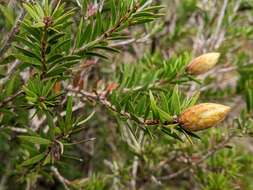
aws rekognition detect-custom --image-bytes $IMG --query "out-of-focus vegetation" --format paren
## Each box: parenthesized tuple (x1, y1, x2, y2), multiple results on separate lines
(0, 0, 253, 189)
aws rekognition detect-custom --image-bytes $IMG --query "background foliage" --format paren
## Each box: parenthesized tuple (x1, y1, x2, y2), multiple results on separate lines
(0, 0, 253, 189)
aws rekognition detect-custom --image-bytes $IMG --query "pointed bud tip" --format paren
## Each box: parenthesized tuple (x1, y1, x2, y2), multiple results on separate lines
(186, 52, 221, 75)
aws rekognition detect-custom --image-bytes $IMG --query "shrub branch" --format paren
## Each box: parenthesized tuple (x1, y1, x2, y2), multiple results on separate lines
(158, 133, 235, 180)
(0, 8, 26, 60)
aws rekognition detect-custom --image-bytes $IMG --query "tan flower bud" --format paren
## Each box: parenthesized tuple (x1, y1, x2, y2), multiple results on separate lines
(178, 103, 230, 131)
(186, 52, 220, 75)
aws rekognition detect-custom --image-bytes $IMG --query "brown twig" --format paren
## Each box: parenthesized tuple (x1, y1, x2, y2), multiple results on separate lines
(69, 88, 144, 124)
(0, 7, 26, 60)
(68, 87, 164, 126)
(1, 126, 28, 133)
(0, 90, 23, 108)
(51, 166, 70, 190)
(210, 0, 228, 49)
(158, 133, 235, 180)
(73, 2, 140, 54)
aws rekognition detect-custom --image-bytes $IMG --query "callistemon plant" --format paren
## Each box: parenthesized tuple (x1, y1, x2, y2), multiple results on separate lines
(0, 0, 253, 190)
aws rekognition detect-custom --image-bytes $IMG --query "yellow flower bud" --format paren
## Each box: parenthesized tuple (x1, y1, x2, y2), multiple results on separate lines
(186, 52, 220, 75)
(178, 103, 230, 131)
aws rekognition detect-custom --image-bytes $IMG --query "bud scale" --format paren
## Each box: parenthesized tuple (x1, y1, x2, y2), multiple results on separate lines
(186, 52, 220, 75)
(178, 103, 231, 131)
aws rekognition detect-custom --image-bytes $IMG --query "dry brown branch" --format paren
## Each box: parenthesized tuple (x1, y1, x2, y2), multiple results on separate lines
(0, 7, 26, 60)
(68, 87, 164, 127)
(68, 88, 146, 124)
(0, 90, 23, 108)
(158, 133, 235, 180)
(51, 166, 71, 190)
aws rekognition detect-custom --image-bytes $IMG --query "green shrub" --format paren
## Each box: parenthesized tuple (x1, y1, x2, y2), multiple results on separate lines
(0, 0, 253, 189)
